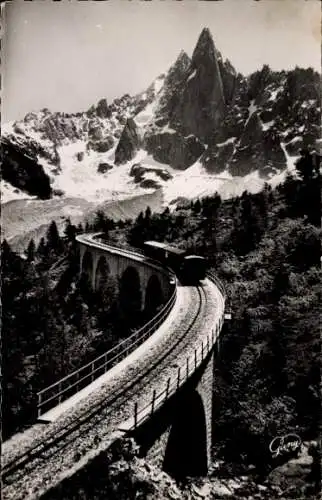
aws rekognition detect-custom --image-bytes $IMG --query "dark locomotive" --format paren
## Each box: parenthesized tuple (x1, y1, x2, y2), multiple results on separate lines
(143, 241, 207, 284)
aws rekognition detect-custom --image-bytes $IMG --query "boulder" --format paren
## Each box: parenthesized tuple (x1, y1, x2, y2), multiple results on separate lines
(76, 151, 84, 162)
(97, 162, 113, 174)
(130, 163, 172, 183)
(140, 179, 160, 189)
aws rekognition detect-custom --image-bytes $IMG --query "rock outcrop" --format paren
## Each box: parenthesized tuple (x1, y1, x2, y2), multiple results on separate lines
(97, 162, 113, 174)
(114, 118, 141, 165)
(1, 137, 52, 199)
(203, 140, 235, 174)
(130, 163, 172, 184)
(154, 50, 191, 125)
(230, 113, 286, 177)
(96, 98, 112, 119)
(145, 131, 205, 169)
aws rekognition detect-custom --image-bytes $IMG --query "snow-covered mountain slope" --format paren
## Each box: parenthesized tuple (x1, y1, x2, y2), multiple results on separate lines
(1, 28, 320, 208)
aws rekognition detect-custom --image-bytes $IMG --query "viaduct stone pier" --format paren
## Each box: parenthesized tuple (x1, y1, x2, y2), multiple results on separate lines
(133, 348, 217, 478)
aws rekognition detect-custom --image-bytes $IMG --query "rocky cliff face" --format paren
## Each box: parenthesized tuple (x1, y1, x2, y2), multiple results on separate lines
(2, 28, 320, 203)
(171, 28, 226, 141)
(1, 137, 52, 199)
(114, 118, 141, 165)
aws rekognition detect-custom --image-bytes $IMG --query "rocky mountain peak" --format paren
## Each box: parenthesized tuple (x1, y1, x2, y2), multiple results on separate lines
(191, 27, 216, 67)
(170, 27, 226, 142)
(154, 50, 191, 125)
(175, 50, 191, 70)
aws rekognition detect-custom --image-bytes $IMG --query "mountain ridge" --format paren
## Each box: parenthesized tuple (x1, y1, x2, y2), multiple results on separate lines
(1, 28, 320, 204)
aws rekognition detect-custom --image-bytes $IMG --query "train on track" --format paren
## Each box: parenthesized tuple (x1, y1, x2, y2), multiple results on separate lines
(143, 240, 207, 284)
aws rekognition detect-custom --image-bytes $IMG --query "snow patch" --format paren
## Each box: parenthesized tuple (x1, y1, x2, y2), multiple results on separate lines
(217, 137, 236, 147)
(134, 102, 155, 126)
(153, 76, 164, 94)
(159, 124, 177, 135)
(268, 87, 282, 101)
(162, 161, 233, 206)
(280, 142, 300, 172)
(287, 136, 302, 144)
(1, 181, 35, 204)
(248, 99, 258, 118)
(187, 69, 197, 82)
(261, 120, 275, 131)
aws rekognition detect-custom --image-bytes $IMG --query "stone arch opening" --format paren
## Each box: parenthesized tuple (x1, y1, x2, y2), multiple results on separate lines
(81, 251, 93, 288)
(145, 275, 163, 315)
(95, 256, 110, 291)
(119, 266, 142, 326)
(163, 390, 208, 479)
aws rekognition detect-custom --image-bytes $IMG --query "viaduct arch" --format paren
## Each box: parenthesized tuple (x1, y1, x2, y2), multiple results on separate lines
(77, 234, 172, 313)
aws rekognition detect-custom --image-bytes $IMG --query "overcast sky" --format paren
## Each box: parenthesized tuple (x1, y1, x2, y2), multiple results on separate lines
(2, 0, 321, 123)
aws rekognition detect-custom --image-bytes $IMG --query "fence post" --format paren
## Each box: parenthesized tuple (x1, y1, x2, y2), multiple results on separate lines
(177, 367, 181, 389)
(37, 393, 41, 419)
(195, 348, 197, 369)
(134, 402, 138, 429)
(104, 353, 108, 373)
(91, 361, 95, 383)
(151, 389, 156, 415)
(186, 357, 189, 379)
(165, 378, 171, 399)
(58, 382, 62, 404)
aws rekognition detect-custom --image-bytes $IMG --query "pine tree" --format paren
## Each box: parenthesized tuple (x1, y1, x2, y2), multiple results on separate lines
(37, 237, 47, 258)
(145, 206, 152, 220)
(26, 239, 36, 262)
(77, 223, 84, 234)
(192, 199, 201, 214)
(46, 220, 61, 253)
(64, 218, 76, 242)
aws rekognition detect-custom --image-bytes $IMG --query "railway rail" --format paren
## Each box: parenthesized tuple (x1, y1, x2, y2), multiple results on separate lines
(2, 278, 220, 500)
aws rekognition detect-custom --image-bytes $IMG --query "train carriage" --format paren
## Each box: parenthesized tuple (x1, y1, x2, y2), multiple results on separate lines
(143, 241, 207, 284)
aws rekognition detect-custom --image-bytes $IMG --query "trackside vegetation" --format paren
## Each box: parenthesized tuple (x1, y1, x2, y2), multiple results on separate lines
(2, 151, 320, 497)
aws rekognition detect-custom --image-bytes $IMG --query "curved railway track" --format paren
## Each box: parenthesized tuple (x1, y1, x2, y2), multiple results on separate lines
(2, 283, 213, 500)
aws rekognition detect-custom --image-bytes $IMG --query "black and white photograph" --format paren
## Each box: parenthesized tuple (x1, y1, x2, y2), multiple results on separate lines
(1, 1, 321, 498)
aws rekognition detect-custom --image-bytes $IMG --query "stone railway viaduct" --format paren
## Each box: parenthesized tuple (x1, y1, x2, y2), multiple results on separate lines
(77, 234, 225, 478)
(78, 234, 173, 316)
(2, 234, 226, 499)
